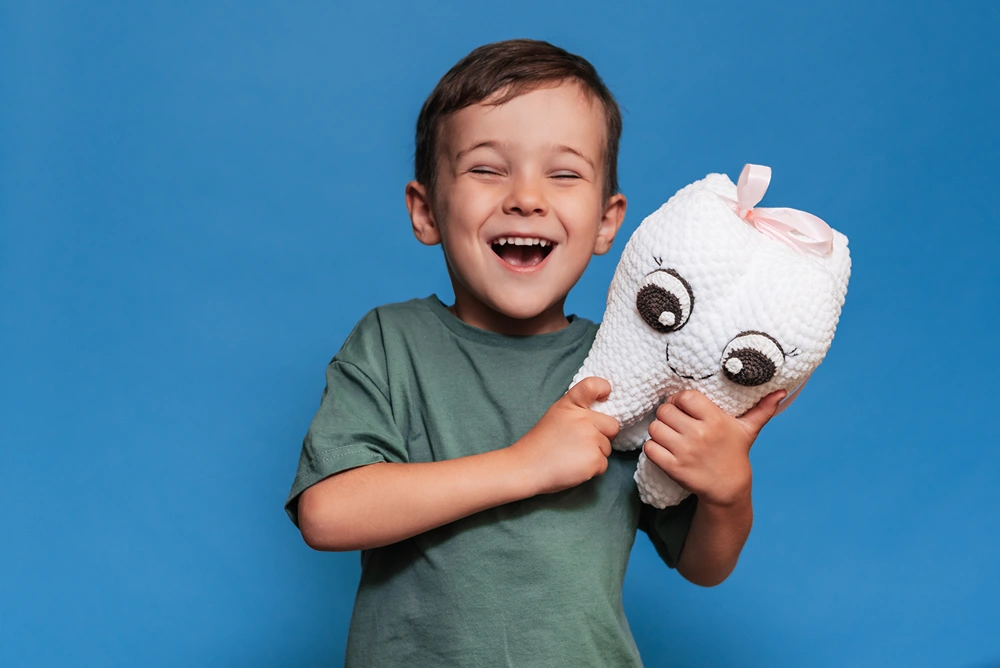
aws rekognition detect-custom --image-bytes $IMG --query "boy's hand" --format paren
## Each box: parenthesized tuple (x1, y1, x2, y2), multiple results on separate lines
(509, 377, 620, 495)
(643, 390, 786, 507)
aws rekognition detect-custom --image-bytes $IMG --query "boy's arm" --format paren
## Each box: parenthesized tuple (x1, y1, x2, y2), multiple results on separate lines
(642, 389, 785, 586)
(297, 377, 620, 552)
(673, 491, 753, 586)
(299, 450, 527, 551)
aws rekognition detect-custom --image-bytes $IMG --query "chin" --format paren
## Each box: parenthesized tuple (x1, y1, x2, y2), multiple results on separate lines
(478, 289, 550, 319)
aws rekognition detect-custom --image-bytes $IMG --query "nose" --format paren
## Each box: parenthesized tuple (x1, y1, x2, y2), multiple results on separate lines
(502, 174, 547, 217)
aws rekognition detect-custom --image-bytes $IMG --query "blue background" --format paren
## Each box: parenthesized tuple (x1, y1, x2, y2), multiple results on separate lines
(2, 1, 997, 666)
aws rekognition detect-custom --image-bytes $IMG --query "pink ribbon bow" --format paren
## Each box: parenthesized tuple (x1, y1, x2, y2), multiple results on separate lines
(723, 164, 834, 257)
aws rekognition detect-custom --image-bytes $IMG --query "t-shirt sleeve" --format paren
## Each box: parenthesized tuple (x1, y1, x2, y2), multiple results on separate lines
(284, 314, 408, 527)
(637, 494, 699, 568)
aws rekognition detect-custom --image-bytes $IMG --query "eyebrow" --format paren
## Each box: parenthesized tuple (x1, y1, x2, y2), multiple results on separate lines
(552, 144, 595, 170)
(454, 141, 596, 170)
(454, 141, 504, 161)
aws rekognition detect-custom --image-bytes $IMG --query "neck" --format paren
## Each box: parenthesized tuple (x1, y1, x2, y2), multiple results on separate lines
(448, 285, 570, 337)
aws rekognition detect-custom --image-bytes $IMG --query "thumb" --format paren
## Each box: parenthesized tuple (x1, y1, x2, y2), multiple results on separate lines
(738, 390, 787, 437)
(565, 377, 612, 408)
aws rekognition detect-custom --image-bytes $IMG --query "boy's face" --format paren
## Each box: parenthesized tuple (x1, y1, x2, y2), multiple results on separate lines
(407, 82, 626, 335)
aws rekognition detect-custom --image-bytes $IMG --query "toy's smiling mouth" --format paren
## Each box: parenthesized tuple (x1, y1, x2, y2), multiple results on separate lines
(668, 364, 715, 381)
(666, 343, 715, 380)
(490, 236, 555, 268)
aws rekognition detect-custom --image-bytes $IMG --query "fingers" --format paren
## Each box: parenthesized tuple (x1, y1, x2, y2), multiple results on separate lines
(664, 390, 717, 421)
(597, 435, 612, 458)
(643, 438, 679, 475)
(738, 390, 787, 437)
(565, 376, 612, 408)
(655, 401, 699, 435)
(593, 412, 621, 441)
(647, 416, 681, 452)
(566, 377, 619, 439)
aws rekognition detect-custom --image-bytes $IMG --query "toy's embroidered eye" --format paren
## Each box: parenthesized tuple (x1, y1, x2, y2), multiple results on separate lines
(721, 331, 785, 386)
(636, 269, 694, 333)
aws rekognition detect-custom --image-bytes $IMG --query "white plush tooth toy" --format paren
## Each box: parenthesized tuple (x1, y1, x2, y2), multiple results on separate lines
(571, 164, 851, 508)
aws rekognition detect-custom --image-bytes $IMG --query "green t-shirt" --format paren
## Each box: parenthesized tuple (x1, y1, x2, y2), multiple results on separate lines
(286, 296, 697, 668)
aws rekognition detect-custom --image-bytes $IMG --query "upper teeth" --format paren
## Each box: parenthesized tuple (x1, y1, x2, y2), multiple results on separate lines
(494, 237, 550, 247)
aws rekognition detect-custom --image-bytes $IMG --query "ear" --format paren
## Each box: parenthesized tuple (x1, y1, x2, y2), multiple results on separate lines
(593, 193, 627, 255)
(406, 181, 441, 246)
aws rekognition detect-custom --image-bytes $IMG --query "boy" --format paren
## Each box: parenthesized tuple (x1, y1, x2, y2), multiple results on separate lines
(285, 39, 785, 667)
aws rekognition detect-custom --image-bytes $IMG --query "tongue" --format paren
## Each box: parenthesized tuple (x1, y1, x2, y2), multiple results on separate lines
(498, 245, 545, 267)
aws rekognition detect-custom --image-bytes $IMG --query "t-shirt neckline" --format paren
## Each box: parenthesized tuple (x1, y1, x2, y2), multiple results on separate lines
(425, 294, 593, 351)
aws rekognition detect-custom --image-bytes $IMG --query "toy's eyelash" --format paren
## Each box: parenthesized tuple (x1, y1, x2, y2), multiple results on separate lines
(725, 332, 797, 358)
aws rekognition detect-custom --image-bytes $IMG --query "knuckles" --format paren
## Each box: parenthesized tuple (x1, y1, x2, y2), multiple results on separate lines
(578, 376, 610, 397)
(675, 390, 697, 407)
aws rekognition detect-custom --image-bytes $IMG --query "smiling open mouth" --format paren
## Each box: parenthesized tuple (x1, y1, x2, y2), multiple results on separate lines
(490, 236, 555, 268)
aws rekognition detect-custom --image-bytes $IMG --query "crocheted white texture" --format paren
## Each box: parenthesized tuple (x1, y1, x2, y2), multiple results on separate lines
(570, 172, 851, 508)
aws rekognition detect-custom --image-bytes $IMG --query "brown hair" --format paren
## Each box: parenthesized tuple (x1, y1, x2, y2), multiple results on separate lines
(415, 39, 623, 201)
